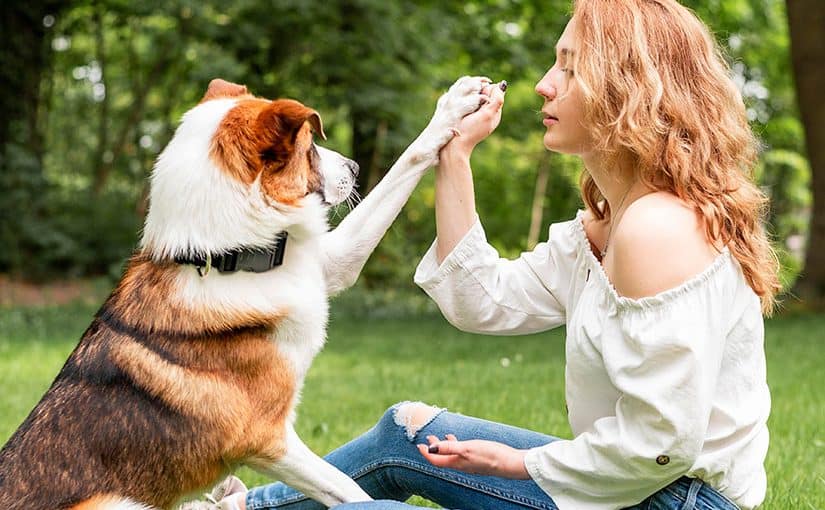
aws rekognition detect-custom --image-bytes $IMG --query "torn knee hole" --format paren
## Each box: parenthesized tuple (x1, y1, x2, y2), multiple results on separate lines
(393, 402, 442, 441)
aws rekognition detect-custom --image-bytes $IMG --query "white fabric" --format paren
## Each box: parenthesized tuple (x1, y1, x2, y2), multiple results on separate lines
(414, 212, 769, 510)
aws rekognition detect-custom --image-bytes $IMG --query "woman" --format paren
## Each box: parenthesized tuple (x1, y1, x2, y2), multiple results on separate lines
(195, 0, 779, 508)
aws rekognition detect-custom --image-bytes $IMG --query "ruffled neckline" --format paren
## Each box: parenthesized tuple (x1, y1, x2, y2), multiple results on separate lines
(570, 210, 734, 311)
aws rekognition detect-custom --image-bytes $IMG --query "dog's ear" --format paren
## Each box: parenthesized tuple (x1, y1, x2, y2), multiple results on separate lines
(257, 100, 326, 147)
(201, 78, 249, 103)
(306, 111, 326, 141)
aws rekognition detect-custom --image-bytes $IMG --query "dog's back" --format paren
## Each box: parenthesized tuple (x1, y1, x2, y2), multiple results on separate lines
(0, 256, 296, 509)
(0, 354, 206, 509)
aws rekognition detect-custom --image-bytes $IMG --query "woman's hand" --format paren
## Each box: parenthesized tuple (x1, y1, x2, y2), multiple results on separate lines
(441, 81, 507, 159)
(417, 434, 530, 479)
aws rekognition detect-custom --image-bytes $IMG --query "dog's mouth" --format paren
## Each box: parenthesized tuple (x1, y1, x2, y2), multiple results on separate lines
(320, 174, 359, 208)
(314, 145, 359, 207)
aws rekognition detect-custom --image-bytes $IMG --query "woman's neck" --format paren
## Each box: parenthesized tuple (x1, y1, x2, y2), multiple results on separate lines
(581, 151, 645, 215)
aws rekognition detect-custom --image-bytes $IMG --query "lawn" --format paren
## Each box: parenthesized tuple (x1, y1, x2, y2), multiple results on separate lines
(0, 299, 822, 508)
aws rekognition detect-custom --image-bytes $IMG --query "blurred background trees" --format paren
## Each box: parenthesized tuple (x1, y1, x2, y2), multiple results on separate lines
(0, 0, 822, 310)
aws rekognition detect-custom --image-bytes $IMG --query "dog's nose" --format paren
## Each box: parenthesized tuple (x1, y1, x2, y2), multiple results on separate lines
(346, 159, 359, 177)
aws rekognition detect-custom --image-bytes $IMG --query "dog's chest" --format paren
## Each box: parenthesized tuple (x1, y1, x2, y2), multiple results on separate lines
(254, 248, 330, 383)
(268, 286, 328, 385)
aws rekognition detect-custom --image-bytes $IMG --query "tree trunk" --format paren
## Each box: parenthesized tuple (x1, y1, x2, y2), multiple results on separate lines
(528, 152, 551, 249)
(92, 29, 174, 195)
(351, 107, 378, 194)
(91, 1, 110, 196)
(786, 0, 825, 309)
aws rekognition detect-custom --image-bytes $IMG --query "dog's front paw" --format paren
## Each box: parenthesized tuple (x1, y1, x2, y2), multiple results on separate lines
(433, 75, 490, 129)
(411, 76, 489, 166)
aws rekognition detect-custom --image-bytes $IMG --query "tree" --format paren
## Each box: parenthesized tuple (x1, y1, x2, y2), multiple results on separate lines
(786, 0, 825, 309)
(0, 0, 70, 275)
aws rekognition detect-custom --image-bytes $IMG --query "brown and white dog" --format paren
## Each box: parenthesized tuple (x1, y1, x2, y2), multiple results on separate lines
(0, 76, 488, 509)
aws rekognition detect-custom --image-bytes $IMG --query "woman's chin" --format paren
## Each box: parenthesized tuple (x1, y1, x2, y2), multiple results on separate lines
(542, 135, 566, 154)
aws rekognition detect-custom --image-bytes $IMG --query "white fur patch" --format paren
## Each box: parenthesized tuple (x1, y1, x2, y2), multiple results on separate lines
(140, 99, 330, 260)
(316, 145, 356, 205)
(78, 496, 154, 510)
(110, 500, 154, 510)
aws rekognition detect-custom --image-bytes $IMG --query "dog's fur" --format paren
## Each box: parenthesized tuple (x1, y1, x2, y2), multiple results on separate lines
(0, 77, 486, 509)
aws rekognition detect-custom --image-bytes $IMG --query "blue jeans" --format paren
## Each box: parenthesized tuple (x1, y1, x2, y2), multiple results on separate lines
(246, 403, 739, 510)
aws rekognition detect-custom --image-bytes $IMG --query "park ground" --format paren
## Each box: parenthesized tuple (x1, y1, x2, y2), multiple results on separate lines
(0, 282, 823, 508)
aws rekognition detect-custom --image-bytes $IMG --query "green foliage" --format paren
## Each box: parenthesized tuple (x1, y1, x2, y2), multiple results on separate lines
(0, 0, 812, 290)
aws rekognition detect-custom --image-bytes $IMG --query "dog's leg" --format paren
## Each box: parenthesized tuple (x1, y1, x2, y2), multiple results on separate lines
(321, 76, 490, 295)
(255, 425, 372, 507)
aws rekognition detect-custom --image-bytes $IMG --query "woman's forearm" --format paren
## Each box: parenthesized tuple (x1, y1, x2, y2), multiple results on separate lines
(435, 149, 478, 264)
(434, 80, 505, 264)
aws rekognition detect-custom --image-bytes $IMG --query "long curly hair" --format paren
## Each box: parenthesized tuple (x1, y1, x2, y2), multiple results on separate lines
(571, 0, 780, 313)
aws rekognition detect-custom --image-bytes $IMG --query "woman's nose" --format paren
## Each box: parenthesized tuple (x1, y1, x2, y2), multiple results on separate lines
(535, 72, 556, 100)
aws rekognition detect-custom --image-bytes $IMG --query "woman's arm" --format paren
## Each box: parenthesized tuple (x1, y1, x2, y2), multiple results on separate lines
(435, 82, 506, 263)
(416, 80, 577, 335)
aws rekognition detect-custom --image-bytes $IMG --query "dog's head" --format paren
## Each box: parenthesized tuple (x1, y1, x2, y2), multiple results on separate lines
(141, 79, 358, 261)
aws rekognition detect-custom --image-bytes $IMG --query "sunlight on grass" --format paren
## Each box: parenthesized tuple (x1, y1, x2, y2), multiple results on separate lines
(0, 303, 822, 508)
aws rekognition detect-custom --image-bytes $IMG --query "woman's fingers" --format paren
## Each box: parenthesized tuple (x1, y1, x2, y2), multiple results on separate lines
(487, 83, 506, 111)
(423, 435, 464, 455)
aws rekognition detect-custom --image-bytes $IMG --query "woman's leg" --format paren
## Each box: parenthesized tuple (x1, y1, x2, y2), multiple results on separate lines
(245, 402, 559, 510)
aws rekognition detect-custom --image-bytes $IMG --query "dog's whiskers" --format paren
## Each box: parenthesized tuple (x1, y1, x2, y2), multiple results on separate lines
(347, 189, 363, 211)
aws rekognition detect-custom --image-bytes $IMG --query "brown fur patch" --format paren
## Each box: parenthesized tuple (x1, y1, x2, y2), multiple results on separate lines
(102, 253, 284, 337)
(209, 98, 324, 205)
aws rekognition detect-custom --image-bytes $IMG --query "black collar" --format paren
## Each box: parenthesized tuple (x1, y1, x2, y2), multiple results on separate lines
(174, 234, 287, 275)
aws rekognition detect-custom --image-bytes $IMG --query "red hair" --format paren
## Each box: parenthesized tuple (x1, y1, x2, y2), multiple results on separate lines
(572, 0, 780, 313)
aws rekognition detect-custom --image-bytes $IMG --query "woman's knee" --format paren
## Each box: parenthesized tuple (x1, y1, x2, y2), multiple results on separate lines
(380, 401, 445, 441)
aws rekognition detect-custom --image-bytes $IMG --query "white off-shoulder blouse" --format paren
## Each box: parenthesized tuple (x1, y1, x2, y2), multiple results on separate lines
(414, 212, 769, 510)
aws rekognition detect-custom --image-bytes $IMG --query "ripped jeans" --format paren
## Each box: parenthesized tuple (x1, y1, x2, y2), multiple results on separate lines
(245, 402, 740, 510)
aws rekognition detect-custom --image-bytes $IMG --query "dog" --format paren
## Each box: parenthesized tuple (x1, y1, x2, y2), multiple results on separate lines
(0, 76, 488, 509)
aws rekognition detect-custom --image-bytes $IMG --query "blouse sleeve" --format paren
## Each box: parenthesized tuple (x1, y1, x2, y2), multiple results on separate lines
(524, 260, 737, 509)
(413, 216, 578, 335)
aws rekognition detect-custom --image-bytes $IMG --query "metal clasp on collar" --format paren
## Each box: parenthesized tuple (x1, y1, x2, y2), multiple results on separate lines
(197, 252, 212, 278)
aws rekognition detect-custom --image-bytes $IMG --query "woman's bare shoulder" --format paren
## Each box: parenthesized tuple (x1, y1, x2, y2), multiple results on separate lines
(609, 192, 720, 299)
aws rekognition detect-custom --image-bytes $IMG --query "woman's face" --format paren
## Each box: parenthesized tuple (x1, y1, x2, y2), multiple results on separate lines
(535, 18, 594, 156)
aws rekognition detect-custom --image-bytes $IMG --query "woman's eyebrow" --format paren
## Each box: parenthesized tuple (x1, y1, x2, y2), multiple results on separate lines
(555, 46, 574, 57)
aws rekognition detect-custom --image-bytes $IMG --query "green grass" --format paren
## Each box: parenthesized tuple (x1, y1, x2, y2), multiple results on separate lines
(0, 302, 823, 508)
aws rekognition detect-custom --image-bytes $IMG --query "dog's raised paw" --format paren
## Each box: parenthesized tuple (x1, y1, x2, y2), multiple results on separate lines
(409, 76, 490, 166)
(434, 75, 490, 127)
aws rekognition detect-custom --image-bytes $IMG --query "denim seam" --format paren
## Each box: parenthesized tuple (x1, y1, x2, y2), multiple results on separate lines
(679, 478, 703, 510)
(660, 479, 740, 510)
(351, 457, 555, 509)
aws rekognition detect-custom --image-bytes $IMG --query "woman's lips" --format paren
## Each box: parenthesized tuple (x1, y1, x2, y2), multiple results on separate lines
(543, 114, 559, 126)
